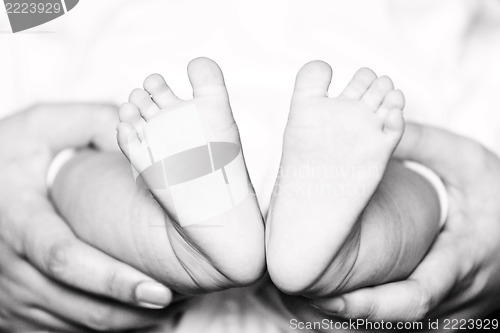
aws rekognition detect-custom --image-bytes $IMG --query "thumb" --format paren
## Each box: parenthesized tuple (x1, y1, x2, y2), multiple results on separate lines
(395, 122, 485, 186)
(311, 232, 462, 321)
(30, 103, 120, 153)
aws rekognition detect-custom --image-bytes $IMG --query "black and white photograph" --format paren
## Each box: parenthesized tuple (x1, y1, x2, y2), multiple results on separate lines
(1, 0, 500, 331)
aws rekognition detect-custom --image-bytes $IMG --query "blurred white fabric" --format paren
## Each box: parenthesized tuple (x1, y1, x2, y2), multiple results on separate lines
(1, 0, 500, 331)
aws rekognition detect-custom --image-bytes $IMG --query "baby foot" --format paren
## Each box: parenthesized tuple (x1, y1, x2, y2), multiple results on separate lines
(266, 61, 405, 294)
(117, 58, 265, 290)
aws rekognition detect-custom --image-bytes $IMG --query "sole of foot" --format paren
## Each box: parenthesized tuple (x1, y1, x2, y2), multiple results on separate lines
(266, 60, 405, 294)
(117, 57, 265, 290)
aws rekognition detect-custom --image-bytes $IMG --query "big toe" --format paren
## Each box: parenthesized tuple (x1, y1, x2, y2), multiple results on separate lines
(187, 57, 229, 100)
(293, 60, 332, 99)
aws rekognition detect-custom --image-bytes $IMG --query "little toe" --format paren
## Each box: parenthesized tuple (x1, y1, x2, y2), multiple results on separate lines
(378, 90, 405, 119)
(383, 107, 405, 141)
(187, 57, 229, 100)
(361, 76, 394, 110)
(117, 122, 152, 173)
(117, 122, 140, 157)
(292, 60, 332, 99)
(119, 102, 147, 141)
(129, 88, 159, 120)
(339, 67, 377, 100)
(143, 73, 180, 109)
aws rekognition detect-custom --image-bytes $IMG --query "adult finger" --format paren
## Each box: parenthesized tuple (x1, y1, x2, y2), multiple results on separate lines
(9, 248, 168, 331)
(311, 232, 463, 321)
(27, 103, 120, 152)
(394, 122, 488, 185)
(16, 309, 89, 333)
(2, 313, 88, 333)
(0, 243, 88, 332)
(11, 192, 172, 309)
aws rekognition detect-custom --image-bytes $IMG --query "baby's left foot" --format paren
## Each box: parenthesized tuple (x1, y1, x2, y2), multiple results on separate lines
(267, 61, 405, 294)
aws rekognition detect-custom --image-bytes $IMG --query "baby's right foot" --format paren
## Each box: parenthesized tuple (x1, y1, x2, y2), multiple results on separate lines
(267, 61, 405, 295)
(117, 58, 265, 292)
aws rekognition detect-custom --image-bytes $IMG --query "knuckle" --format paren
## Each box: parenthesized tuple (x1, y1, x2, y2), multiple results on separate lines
(340, 293, 370, 320)
(412, 283, 433, 321)
(83, 307, 115, 331)
(363, 296, 380, 321)
(5, 207, 33, 254)
(104, 268, 121, 298)
(45, 239, 72, 279)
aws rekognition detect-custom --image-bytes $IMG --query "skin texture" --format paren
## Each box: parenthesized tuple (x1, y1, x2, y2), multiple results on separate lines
(50, 138, 442, 332)
(3, 92, 497, 331)
(48, 62, 448, 331)
(0, 104, 172, 332)
(308, 123, 500, 332)
(276, 157, 442, 332)
(52, 62, 441, 309)
(266, 61, 409, 295)
(26, 113, 500, 332)
(52, 149, 265, 295)
(113, 57, 266, 292)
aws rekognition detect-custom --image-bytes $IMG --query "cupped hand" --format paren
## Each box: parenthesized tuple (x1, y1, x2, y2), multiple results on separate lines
(312, 122, 500, 326)
(0, 104, 173, 331)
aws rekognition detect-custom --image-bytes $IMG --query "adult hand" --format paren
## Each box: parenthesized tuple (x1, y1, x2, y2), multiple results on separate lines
(312, 122, 500, 326)
(0, 104, 172, 332)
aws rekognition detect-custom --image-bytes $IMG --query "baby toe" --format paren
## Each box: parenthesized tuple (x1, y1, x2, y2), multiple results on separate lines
(129, 88, 159, 120)
(117, 122, 140, 156)
(378, 90, 405, 119)
(383, 107, 405, 141)
(143, 73, 179, 109)
(187, 57, 230, 100)
(292, 60, 333, 99)
(361, 76, 394, 110)
(119, 102, 142, 124)
(339, 67, 377, 100)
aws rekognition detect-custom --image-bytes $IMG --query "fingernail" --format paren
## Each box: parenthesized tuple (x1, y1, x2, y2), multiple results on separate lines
(135, 281, 172, 309)
(311, 297, 345, 315)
